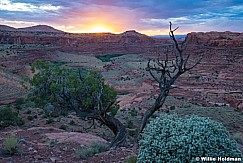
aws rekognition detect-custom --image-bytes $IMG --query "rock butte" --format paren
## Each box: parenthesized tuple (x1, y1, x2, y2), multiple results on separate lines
(186, 31, 243, 47)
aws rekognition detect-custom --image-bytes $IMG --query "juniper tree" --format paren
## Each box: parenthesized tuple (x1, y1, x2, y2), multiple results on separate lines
(29, 60, 126, 148)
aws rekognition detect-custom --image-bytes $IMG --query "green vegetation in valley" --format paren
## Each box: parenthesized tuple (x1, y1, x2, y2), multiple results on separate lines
(52, 61, 69, 66)
(95, 54, 127, 62)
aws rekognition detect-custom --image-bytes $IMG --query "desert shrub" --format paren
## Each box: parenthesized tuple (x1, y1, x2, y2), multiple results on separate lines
(76, 147, 97, 159)
(108, 104, 119, 116)
(46, 118, 54, 124)
(128, 128, 138, 137)
(3, 134, 18, 155)
(125, 155, 137, 163)
(27, 115, 34, 121)
(91, 142, 109, 153)
(38, 110, 44, 115)
(59, 124, 68, 130)
(127, 120, 133, 129)
(25, 101, 36, 108)
(43, 103, 54, 115)
(15, 98, 25, 110)
(129, 109, 137, 117)
(25, 109, 32, 114)
(0, 107, 23, 129)
(76, 142, 109, 159)
(69, 120, 76, 126)
(15, 98, 24, 105)
(48, 139, 59, 148)
(27, 115, 37, 121)
(41, 114, 48, 119)
(138, 114, 242, 163)
(43, 103, 69, 118)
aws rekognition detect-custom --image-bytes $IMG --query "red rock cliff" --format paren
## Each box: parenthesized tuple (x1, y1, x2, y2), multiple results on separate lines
(0, 30, 170, 54)
(186, 31, 243, 47)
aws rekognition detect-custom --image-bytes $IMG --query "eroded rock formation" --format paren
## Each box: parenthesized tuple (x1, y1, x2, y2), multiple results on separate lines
(0, 30, 169, 54)
(186, 31, 243, 47)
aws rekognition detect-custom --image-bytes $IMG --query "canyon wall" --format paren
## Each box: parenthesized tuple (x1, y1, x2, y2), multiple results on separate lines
(0, 30, 170, 54)
(186, 31, 243, 47)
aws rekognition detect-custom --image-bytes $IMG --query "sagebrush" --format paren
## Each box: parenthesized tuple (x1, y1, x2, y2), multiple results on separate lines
(3, 134, 19, 155)
(138, 114, 242, 162)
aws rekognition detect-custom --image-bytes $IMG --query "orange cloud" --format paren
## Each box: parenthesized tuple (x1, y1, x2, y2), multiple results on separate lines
(55, 5, 142, 34)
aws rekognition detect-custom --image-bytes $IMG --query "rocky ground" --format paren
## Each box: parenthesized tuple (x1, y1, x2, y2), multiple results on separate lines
(0, 107, 139, 163)
(0, 105, 242, 163)
(0, 126, 138, 163)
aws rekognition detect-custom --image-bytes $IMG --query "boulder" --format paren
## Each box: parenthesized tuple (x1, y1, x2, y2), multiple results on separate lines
(237, 103, 243, 111)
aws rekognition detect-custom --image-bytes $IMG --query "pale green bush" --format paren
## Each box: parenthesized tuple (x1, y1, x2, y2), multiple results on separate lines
(138, 114, 242, 162)
(3, 134, 18, 155)
(76, 142, 109, 159)
(125, 155, 137, 163)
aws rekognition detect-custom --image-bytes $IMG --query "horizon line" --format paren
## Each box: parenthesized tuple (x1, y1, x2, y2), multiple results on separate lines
(1, 23, 241, 36)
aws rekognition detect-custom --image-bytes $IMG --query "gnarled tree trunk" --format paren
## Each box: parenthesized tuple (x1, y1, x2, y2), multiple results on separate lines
(140, 91, 168, 132)
(102, 114, 127, 148)
(74, 108, 126, 148)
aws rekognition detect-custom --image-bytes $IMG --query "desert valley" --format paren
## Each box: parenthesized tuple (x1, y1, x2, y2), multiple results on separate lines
(0, 25, 243, 162)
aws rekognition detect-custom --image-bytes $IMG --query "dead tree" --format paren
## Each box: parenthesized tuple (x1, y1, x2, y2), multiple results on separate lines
(140, 22, 203, 132)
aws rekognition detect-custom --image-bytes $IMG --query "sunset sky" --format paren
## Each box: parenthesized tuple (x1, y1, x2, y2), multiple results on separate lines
(0, 0, 242, 35)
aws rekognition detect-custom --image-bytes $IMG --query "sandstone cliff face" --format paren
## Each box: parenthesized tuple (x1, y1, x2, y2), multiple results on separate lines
(183, 31, 243, 111)
(186, 31, 243, 47)
(0, 31, 159, 45)
(0, 30, 168, 54)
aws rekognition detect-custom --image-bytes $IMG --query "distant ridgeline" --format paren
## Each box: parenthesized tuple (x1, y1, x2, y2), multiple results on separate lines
(0, 25, 172, 54)
(1, 24, 242, 49)
(151, 35, 187, 39)
(0, 25, 64, 33)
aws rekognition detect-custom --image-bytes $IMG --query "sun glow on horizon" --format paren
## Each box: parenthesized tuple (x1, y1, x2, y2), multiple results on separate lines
(89, 25, 113, 33)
